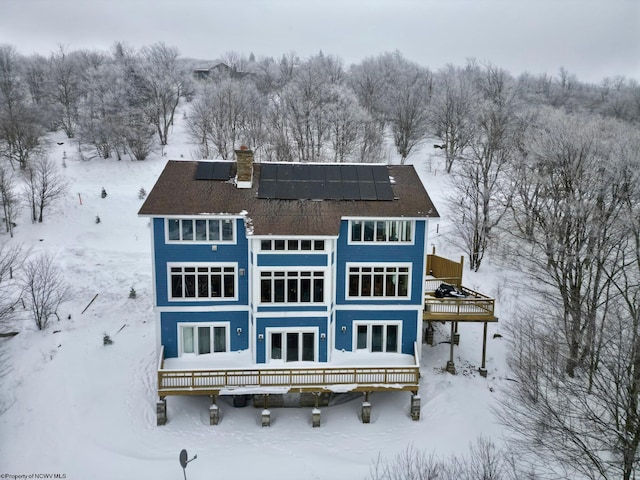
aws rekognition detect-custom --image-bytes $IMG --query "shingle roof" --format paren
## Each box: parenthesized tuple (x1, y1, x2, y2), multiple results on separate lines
(138, 161, 439, 236)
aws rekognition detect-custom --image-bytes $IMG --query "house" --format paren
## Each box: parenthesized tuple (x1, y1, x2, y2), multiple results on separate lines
(138, 149, 497, 426)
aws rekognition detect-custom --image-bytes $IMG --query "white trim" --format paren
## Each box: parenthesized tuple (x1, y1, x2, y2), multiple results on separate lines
(259, 270, 326, 305)
(345, 262, 412, 300)
(347, 219, 415, 245)
(336, 305, 421, 312)
(178, 321, 231, 356)
(265, 327, 319, 363)
(156, 305, 250, 313)
(353, 320, 402, 353)
(164, 217, 237, 244)
(167, 262, 238, 302)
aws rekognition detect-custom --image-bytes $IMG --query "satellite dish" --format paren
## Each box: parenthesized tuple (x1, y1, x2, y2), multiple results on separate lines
(179, 449, 188, 469)
(179, 449, 197, 480)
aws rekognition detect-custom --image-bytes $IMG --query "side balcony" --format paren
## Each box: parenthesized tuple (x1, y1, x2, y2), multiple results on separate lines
(424, 251, 497, 323)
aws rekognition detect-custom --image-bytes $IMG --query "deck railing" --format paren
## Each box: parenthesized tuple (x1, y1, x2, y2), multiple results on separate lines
(424, 286, 496, 321)
(157, 345, 420, 396)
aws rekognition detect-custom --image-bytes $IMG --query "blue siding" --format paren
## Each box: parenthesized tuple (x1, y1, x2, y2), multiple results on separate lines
(161, 310, 249, 358)
(334, 309, 419, 355)
(257, 253, 328, 267)
(153, 218, 249, 307)
(335, 220, 426, 305)
(255, 316, 329, 363)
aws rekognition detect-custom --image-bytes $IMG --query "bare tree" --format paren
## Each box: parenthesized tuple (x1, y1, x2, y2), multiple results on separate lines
(498, 113, 640, 480)
(505, 108, 632, 377)
(447, 93, 523, 271)
(368, 438, 508, 480)
(136, 43, 193, 146)
(20, 253, 70, 330)
(378, 53, 433, 163)
(0, 163, 20, 236)
(47, 46, 84, 138)
(0, 44, 46, 169)
(430, 65, 476, 173)
(0, 244, 24, 326)
(23, 155, 69, 223)
(187, 78, 266, 160)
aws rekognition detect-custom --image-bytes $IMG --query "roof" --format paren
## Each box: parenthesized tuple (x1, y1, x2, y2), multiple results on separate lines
(138, 161, 439, 236)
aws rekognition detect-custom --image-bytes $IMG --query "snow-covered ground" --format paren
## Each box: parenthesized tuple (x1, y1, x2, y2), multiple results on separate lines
(0, 111, 511, 479)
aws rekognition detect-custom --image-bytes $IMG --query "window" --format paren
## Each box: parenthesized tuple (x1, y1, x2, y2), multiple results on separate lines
(350, 220, 413, 243)
(269, 331, 316, 362)
(347, 265, 410, 298)
(167, 218, 235, 242)
(260, 271, 324, 303)
(181, 324, 227, 355)
(355, 323, 399, 353)
(260, 239, 326, 251)
(170, 264, 236, 300)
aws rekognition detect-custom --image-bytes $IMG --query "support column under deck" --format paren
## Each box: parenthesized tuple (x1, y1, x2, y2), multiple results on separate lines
(479, 322, 488, 377)
(446, 322, 456, 374)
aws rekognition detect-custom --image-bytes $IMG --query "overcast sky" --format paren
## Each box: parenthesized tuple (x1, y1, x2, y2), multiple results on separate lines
(1, 0, 638, 84)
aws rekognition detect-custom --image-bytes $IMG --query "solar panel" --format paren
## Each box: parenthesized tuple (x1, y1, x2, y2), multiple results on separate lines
(371, 165, 389, 182)
(195, 162, 215, 180)
(195, 162, 234, 180)
(374, 181, 395, 201)
(211, 162, 232, 180)
(341, 165, 358, 182)
(356, 165, 374, 182)
(359, 181, 378, 200)
(259, 179, 277, 199)
(257, 163, 393, 201)
(309, 165, 326, 182)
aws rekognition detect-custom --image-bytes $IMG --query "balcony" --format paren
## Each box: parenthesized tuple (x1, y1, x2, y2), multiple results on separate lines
(424, 252, 497, 323)
(157, 344, 421, 397)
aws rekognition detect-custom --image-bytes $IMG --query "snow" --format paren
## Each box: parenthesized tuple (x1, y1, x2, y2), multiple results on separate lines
(0, 111, 510, 479)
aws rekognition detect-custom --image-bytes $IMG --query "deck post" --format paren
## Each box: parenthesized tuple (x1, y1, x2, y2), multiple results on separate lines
(425, 322, 434, 345)
(446, 322, 456, 374)
(479, 322, 488, 378)
(361, 392, 371, 424)
(453, 321, 460, 345)
(262, 394, 271, 427)
(410, 393, 421, 421)
(261, 409, 271, 427)
(312, 408, 321, 427)
(156, 397, 167, 426)
(209, 395, 219, 426)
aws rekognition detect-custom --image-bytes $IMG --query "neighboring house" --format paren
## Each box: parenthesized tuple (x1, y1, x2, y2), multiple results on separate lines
(193, 62, 253, 81)
(138, 149, 497, 426)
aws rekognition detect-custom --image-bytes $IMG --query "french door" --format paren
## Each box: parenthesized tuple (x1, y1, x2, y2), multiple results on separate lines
(269, 331, 316, 362)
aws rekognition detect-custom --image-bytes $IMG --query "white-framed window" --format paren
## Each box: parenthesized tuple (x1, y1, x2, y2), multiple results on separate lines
(167, 218, 235, 243)
(349, 220, 413, 243)
(354, 322, 401, 353)
(260, 239, 326, 251)
(347, 264, 410, 298)
(180, 323, 229, 356)
(260, 271, 324, 303)
(169, 263, 237, 300)
(266, 329, 317, 362)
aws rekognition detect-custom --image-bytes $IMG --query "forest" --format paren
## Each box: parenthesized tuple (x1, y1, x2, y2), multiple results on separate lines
(1, 42, 639, 479)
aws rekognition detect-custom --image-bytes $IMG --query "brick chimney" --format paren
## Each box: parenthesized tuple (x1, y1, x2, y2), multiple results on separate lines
(235, 146, 253, 189)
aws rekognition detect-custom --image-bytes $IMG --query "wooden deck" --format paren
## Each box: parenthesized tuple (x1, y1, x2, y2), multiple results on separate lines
(424, 286, 497, 322)
(424, 252, 497, 322)
(158, 345, 420, 397)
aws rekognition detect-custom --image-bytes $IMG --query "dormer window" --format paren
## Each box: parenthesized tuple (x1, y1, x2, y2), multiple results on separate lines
(349, 220, 413, 243)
